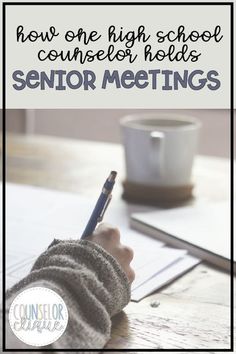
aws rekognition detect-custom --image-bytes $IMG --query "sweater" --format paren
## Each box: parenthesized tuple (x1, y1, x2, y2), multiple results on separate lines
(3, 239, 131, 352)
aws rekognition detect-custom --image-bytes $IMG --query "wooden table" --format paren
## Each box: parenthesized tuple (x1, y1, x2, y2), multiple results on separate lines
(4, 134, 233, 350)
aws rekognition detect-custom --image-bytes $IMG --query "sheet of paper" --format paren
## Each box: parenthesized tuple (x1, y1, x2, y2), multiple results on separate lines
(5, 183, 201, 301)
(132, 200, 231, 261)
(131, 254, 200, 301)
(131, 248, 187, 290)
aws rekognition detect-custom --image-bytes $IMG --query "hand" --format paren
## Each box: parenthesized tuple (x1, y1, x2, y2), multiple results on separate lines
(87, 223, 135, 283)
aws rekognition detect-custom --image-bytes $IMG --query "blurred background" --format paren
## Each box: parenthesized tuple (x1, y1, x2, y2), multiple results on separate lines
(1, 109, 234, 158)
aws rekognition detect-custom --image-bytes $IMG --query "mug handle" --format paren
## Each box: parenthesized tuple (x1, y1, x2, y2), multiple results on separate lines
(150, 131, 165, 178)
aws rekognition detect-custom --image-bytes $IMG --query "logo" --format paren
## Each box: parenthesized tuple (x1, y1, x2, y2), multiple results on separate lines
(9, 287, 68, 347)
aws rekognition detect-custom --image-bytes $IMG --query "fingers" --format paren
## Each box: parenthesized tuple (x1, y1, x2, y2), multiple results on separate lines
(116, 245, 135, 283)
(88, 223, 135, 283)
(118, 245, 134, 262)
(94, 223, 120, 243)
(123, 245, 134, 262)
(126, 267, 135, 283)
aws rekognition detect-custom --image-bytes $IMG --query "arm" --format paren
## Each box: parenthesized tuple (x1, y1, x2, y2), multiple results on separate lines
(4, 224, 135, 351)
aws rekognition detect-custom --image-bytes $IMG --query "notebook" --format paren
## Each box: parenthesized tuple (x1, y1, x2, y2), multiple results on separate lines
(3, 183, 200, 301)
(131, 200, 233, 272)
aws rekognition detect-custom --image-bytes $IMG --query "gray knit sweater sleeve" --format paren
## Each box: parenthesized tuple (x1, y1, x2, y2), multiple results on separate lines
(4, 239, 131, 351)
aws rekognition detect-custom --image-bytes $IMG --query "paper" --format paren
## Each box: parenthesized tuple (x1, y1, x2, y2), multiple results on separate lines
(131, 254, 200, 301)
(131, 248, 187, 290)
(5, 183, 200, 301)
(132, 200, 232, 261)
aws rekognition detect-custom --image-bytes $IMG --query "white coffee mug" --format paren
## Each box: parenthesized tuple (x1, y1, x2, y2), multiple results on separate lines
(120, 114, 201, 187)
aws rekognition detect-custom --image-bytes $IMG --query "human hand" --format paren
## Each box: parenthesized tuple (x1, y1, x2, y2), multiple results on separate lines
(87, 223, 135, 283)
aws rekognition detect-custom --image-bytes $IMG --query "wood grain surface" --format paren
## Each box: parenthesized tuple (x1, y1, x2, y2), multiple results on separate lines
(3, 134, 234, 350)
